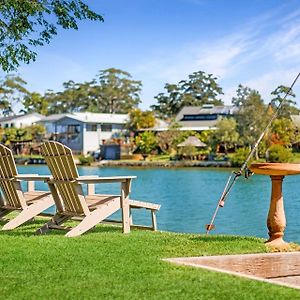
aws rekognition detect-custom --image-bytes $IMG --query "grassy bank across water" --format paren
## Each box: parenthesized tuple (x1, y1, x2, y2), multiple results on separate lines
(92, 160, 231, 168)
(0, 219, 299, 299)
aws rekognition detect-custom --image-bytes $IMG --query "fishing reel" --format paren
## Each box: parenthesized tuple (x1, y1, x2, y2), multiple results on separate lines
(244, 167, 253, 179)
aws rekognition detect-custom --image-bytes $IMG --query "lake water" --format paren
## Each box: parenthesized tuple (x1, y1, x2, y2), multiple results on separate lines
(17, 165, 300, 243)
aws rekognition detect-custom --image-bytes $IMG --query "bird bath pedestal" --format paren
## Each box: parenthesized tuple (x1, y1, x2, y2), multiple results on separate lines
(250, 163, 300, 250)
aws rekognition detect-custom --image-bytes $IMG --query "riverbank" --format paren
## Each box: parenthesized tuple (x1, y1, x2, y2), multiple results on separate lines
(14, 155, 232, 167)
(92, 160, 232, 168)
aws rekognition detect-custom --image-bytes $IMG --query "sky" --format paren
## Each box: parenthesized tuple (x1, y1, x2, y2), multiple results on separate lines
(4, 0, 300, 109)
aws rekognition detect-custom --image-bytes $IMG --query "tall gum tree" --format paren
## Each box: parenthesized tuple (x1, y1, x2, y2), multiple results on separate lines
(88, 68, 142, 114)
(151, 71, 223, 119)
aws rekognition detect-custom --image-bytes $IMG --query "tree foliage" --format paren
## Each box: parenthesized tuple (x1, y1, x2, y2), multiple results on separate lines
(151, 71, 223, 119)
(22, 92, 48, 115)
(231, 84, 252, 107)
(231, 84, 299, 160)
(126, 109, 155, 131)
(267, 118, 296, 147)
(267, 144, 293, 163)
(0, 0, 103, 71)
(1, 124, 45, 145)
(213, 118, 239, 153)
(270, 85, 298, 118)
(89, 68, 142, 113)
(0, 74, 29, 115)
(151, 84, 181, 120)
(156, 129, 181, 154)
(134, 131, 157, 155)
(20, 68, 142, 115)
(232, 86, 267, 147)
(46, 80, 92, 114)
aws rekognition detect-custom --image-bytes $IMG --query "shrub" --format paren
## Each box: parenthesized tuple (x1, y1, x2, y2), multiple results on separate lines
(78, 155, 94, 166)
(230, 148, 250, 167)
(177, 145, 197, 159)
(134, 131, 157, 155)
(267, 144, 293, 163)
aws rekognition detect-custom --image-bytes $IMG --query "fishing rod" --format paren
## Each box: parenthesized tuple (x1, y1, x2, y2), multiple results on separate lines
(205, 72, 300, 234)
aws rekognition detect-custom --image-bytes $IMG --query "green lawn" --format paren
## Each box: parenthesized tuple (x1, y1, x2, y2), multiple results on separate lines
(0, 219, 299, 299)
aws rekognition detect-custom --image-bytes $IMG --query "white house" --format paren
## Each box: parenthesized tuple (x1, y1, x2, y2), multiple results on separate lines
(0, 113, 43, 129)
(38, 112, 128, 154)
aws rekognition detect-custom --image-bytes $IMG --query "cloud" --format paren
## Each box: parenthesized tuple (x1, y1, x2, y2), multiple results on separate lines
(135, 3, 300, 108)
(222, 68, 300, 106)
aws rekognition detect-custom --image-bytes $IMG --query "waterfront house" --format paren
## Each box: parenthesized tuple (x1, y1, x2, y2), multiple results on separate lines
(175, 104, 237, 131)
(0, 113, 43, 129)
(38, 112, 128, 154)
(146, 104, 237, 132)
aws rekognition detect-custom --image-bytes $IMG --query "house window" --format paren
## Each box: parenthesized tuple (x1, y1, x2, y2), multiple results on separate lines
(67, 125, 80, 134)
(86, 124, 98, 132)
(182, 114, 218, 121)
(113, 124, 123, 130)
(101, 124, 112, 132)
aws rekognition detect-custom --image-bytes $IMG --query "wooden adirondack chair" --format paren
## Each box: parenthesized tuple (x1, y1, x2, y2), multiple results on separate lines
(0, 144, 53, 230)
(37, 141, 160, 237)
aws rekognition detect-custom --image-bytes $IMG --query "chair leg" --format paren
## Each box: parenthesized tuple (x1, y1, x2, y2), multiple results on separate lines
(36, 214, 70, 235)
(121, 183, 130, 234)
(2, 197, 53, 231)
(66, 199, 120, 237)
(151, 210, 157, 231)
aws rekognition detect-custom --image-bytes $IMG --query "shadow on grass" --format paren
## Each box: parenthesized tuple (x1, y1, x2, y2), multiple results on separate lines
(0, 217, 125, 238)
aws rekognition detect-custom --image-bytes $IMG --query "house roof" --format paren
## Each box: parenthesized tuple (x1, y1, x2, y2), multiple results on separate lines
(145, 119, 217, 132)
(0, 113, 43, 123)
(177, 136, 207, 147)
(39, 114, 65, 122)
(39, 112, 128, 124)
(177, 120, 218, 130)
(291, 115, 300, 127)
(175, 105, 237, 122)
(138, 118, 169, 131)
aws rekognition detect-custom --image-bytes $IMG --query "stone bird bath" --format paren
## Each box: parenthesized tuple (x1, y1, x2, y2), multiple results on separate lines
(250, 162, 300, 250)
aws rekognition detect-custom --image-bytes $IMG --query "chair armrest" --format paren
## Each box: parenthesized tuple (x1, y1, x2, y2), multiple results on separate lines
(15, 174, 52, 192)
(15, 174, 51, 181)
(76, 176, 136, 184)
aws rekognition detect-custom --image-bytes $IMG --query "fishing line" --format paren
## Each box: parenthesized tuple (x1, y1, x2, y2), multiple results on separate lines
(205, 72, 300, 234)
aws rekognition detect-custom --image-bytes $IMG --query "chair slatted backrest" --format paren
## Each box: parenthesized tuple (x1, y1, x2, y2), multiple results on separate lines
(41, 141, 89, 215)
(0, 144, 26, 208)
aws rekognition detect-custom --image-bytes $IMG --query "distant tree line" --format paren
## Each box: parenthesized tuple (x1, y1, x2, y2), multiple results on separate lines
(1, 67, 299, 163)
(0, 68, 142, 115)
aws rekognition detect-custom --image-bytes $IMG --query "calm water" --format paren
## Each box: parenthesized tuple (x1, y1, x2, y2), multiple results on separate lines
(18, 165, 300, 243)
